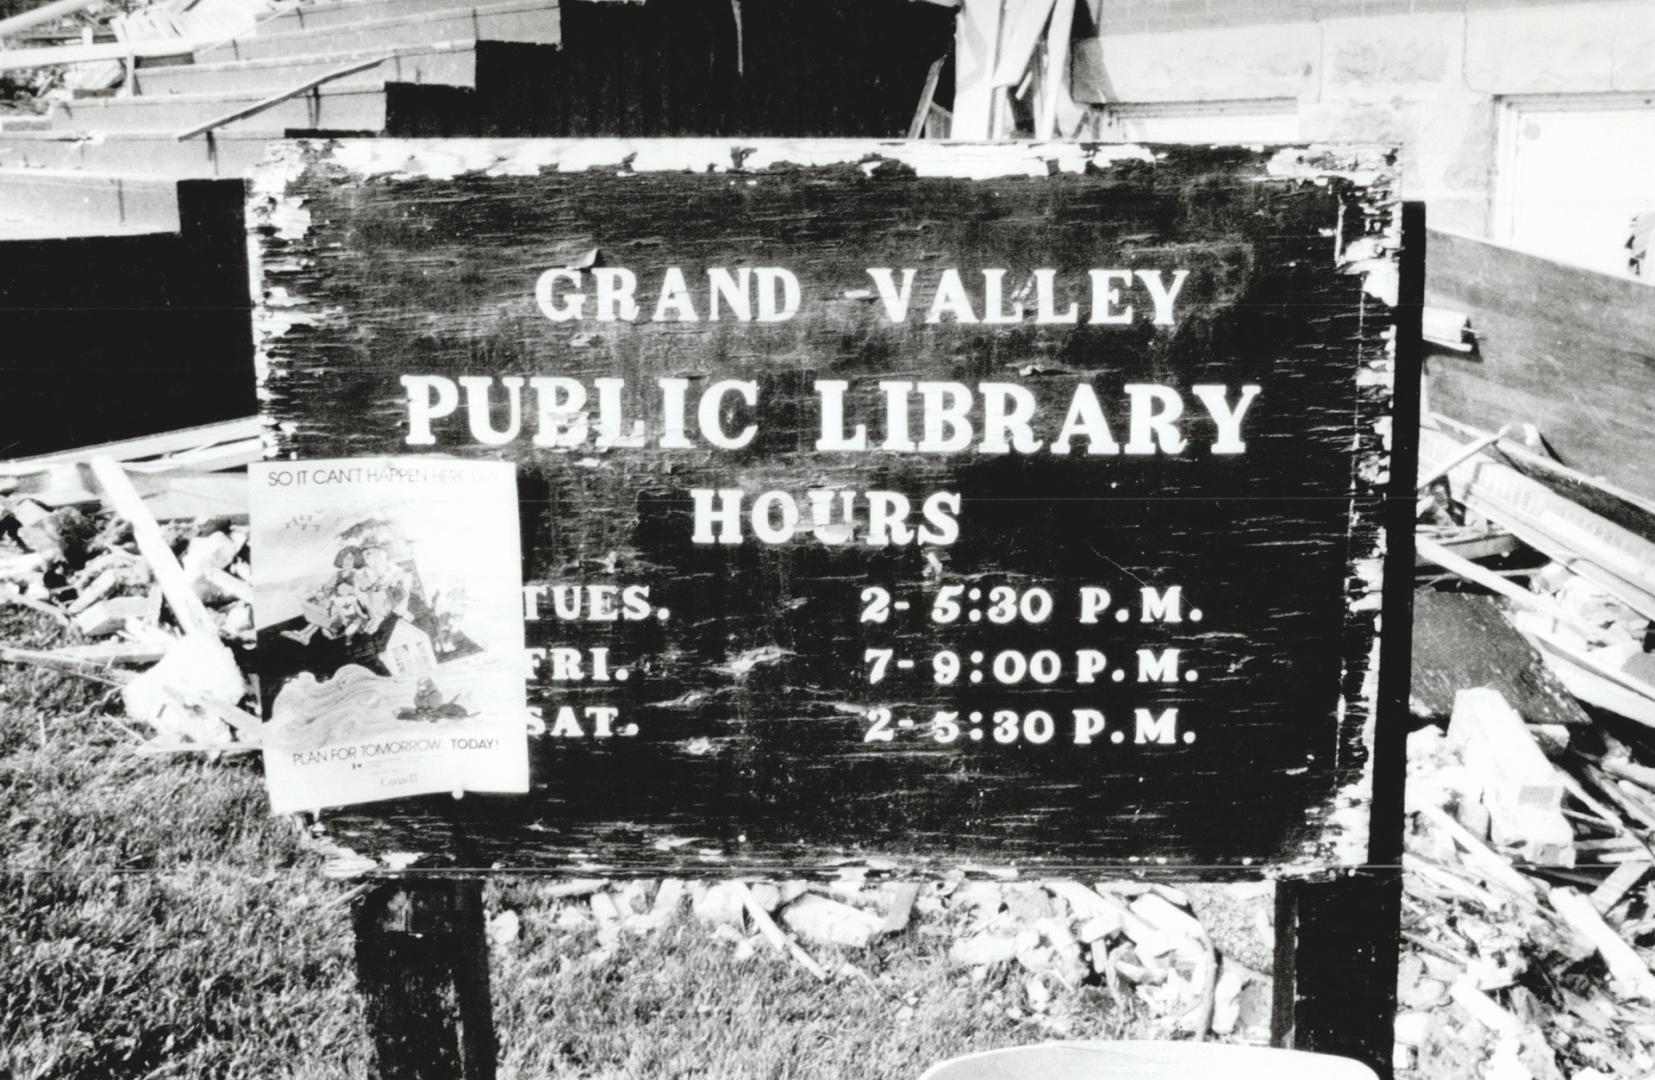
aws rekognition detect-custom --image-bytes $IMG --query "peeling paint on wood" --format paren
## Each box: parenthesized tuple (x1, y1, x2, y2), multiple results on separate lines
(249, 138, 1407, 878)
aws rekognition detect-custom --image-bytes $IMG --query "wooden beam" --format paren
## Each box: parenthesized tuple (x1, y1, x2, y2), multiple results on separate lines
(2, 645, 138, 683)
(1424, 227, 1655, 505)
(1038, 0, 1075, 138)
(1421, 427, 1655, 621)
(1429, 412, 1655, 519)
(176, 54, 394, 141)
(0, 35, 195, 72)
(355, 879, 497, 1080)
(88, 456, 218, 639)
(950, 0, 1002, 138)
(0, 0, 101, 43)
(1414, 534, 1602, 641)
(0, 416, 261, 473)
(1417, 424, 1510, 491)
(1273, 872, 1401, 1079)
(990, 0, 1057, 89)
(127, 437, 262, 474)
(906, 55, 945, 139)
(1551, 887, 1655, 1000)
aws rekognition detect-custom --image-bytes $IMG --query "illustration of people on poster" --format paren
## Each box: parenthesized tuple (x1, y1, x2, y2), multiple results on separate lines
(249, 457, 528, 813)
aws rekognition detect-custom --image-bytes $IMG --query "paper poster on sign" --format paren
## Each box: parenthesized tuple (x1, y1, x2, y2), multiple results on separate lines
(249, 457, 527, 814)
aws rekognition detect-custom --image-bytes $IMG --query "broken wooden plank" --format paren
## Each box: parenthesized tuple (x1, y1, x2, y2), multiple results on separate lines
(1581, 761, 1655, 833)
(1413, 527, 1519, 567)
(126, 436, 261, 474)
(1415, 535, 1601, 641)
(1590, 862, 1647, 914)
(1559, 770, 1629, 839)
(1406, 854, 1512, 913)
(0, 36, 196, 72)
(67, 562, 135, 616)
(1602, 756, 1655, 794)
(72, 592, 160, 638)
(1449, 975, 1523, 1035)
(176, 54, 394, 141)
(1418, 424, 1511, 491)
(1421, 427, 1655, 621)
(780, 894, 883, 949)
(88, 457, 218, 639)
(1414, 804, 1542, 902)
(132, 473, 251, 523)
(0, 552, 47, 580)
(1572, 836, 1643, 854)
(1, 645, 138, 684)
(990, 0, 1058, 89)
(0, 584, 70, 626)
(0, 416, 261, 474)
(906, 56, 945, 139)
(52, 640, 171, 666)
(950, 0, 1002, 135)
(1049, 880, 1125, 922)
(736, 882, 828, 981)
(881, 882, 922, 934)
(1430, 413, 1655, 521)
(1550, 887, 1655, 1000)
(7, 468, 251, 518)
(136, 738, 260, 756)
(8, 484, 98, 509)
(1515, 619, 1655, 728)
(1615, 781, 1655, 830)
(1421, 306, 1472, 353)
(0, 0, 101, 39)
(1038, 0, 1078, 139)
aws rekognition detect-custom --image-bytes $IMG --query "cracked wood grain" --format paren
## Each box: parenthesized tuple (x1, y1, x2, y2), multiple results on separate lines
(250, 139, 1403, 878)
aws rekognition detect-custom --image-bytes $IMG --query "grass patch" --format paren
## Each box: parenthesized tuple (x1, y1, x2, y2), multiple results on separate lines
(489, 881, 1146, 1080)
(3, 606, 1158, 1078)
(0, 609, 367, 1080)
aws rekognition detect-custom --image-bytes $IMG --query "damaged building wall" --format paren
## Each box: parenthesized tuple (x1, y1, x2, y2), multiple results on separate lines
(1047, 0, 1655, 254)
(997, 0, 1655, 499)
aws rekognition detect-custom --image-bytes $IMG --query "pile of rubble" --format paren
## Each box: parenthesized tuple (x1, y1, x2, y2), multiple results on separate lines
(0, 426, 1274, 1048)
(1405, 415, 1655, 1080)
(8, 412, 1655, 1074)
(0, 420, 262, 755)
(1400, 711, 1655, 1080)
(484, 876, 1273, 1043)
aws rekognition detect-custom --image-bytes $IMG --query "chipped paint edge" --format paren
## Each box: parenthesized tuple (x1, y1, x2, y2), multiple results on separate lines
(248, 139, 1403, 881)
(1300, 155, 1406, 874)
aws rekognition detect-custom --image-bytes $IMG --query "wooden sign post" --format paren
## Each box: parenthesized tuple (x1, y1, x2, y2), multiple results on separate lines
(249, 139, 1420, 1077)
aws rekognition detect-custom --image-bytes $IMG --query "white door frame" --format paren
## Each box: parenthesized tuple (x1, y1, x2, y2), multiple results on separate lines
(1492, 91, 1655, 271)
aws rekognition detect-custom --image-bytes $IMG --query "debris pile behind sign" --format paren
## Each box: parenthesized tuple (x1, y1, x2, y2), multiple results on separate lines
(480, 875, 1274, 1044)
(17, 410, 1655, 1073)
(1407, 415, 1655, 1080)
(0, 418, 261, 755)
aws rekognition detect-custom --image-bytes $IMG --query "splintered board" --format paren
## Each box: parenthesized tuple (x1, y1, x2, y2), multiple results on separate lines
(250, 139, 1414, 876)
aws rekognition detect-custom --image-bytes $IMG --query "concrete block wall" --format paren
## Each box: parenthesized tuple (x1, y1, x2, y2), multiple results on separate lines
(1091, 0, 1623, 35)
(1072, 0, 1655, 237)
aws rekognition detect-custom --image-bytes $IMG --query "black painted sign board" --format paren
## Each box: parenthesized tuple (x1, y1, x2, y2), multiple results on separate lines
(250, 139, 1415, 877)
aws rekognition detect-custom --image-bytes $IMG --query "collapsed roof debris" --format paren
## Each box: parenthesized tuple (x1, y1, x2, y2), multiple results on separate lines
(1409, 414, 1655, 1080)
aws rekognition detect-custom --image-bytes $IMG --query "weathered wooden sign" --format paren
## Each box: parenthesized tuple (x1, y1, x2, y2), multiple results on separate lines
(250, 139, 1414, 875)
